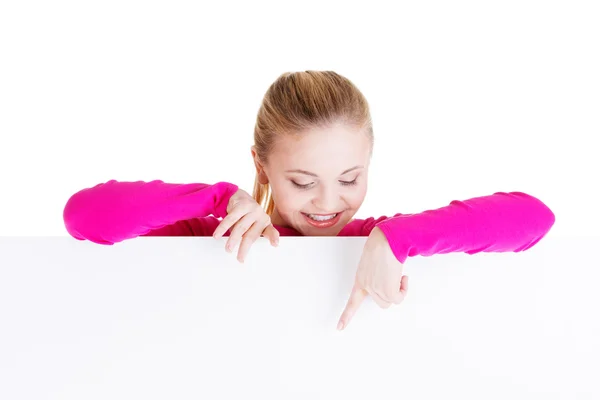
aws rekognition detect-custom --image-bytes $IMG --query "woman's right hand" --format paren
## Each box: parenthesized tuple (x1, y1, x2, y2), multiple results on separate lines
(213, 188, 279, 263)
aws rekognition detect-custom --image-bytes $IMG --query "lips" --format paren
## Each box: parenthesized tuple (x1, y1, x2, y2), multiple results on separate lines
(302, 211, 343, 228)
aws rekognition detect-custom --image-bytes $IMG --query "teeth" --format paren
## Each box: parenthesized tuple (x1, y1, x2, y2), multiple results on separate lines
(307, 213, 337, 221)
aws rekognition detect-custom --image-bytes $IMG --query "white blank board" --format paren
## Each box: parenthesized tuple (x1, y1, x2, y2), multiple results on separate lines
(0, 236, 598, 399)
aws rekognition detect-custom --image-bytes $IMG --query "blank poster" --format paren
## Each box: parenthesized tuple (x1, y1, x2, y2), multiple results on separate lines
(0, 236, 597, 400)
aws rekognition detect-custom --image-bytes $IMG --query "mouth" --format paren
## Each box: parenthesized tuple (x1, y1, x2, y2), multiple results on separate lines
(301, 211, 343, 228)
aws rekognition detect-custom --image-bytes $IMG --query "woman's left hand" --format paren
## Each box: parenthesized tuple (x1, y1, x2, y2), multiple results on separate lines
(337, 226, 409, 330)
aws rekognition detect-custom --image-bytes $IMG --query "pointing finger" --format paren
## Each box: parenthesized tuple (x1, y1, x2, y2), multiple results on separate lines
(338, 284, 368, 330)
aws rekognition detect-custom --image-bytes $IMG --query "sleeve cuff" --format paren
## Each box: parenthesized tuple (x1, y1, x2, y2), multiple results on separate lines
(213, 182, 239, 218)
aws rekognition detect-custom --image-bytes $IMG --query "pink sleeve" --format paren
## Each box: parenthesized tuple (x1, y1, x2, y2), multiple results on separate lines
(370, 191, 556, 264)
(63, 180, 239, 245)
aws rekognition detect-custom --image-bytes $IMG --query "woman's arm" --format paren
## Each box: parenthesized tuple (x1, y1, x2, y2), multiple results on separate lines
(343, 191, 556, 264)
(63, 180, 238, 245)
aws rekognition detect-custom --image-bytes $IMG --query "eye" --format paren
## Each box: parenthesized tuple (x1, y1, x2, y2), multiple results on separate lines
(292, 181, 314, 189)
(339, 178, 358, 186)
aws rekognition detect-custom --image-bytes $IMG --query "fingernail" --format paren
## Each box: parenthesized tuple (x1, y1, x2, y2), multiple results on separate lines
(337, 321, 344, 330)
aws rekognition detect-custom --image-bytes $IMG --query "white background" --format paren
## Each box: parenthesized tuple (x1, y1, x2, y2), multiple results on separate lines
(1, 2, 599, 400)
(1, 0, 598, 237)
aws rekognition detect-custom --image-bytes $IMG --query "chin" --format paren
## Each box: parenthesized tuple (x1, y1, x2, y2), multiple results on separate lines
(301, 227, 342, 237)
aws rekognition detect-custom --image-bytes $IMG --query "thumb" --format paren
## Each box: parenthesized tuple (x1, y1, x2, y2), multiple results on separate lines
(338, 283, 368, 330)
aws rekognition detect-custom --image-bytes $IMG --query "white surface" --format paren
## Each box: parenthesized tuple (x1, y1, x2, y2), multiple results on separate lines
(1, 1, 599, 236)
(1, 236, 598, 399)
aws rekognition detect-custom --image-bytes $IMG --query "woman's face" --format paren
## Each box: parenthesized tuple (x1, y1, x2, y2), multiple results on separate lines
(255, 122, 372, 236)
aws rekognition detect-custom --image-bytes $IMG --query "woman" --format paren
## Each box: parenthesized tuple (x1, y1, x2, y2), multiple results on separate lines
(63, 70, 556, 329)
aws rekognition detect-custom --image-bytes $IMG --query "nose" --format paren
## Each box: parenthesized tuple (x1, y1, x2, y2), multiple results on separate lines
(312, 185, 339, 212)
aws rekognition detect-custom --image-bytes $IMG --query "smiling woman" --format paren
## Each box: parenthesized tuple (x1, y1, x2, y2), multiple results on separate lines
(62, 70, 556, 329)
(255, 121, 371, 236)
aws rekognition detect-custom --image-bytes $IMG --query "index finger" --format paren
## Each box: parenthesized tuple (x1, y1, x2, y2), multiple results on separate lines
(337, 284, 368, 330)
(213, 206, 248, 239)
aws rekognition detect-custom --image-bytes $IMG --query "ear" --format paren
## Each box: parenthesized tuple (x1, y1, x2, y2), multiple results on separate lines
(250, 145, 269, 185)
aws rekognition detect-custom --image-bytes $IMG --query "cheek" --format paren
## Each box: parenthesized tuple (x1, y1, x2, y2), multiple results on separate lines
(271, 184, 305, 214)
(347, 183, 367, 209)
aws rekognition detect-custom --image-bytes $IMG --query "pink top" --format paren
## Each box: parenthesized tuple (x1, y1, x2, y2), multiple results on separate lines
(63, 180, 555, 264)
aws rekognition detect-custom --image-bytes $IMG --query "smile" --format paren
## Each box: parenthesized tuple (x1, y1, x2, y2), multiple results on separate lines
(301, 211, 343, 228)
(307, 213, 337, 221)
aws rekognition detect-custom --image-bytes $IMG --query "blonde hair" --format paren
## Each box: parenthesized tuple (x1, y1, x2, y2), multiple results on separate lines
(252, 70, 374, 215)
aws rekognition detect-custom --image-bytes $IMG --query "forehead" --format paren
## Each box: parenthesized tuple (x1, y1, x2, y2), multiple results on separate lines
(271, 123, 371, 168)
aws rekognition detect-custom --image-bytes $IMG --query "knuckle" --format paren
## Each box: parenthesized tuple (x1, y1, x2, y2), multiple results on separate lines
(376, 298, 390, 308)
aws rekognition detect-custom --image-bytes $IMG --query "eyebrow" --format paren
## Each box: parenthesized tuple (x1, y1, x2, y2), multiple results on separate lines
(285, 165, 363, 177)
